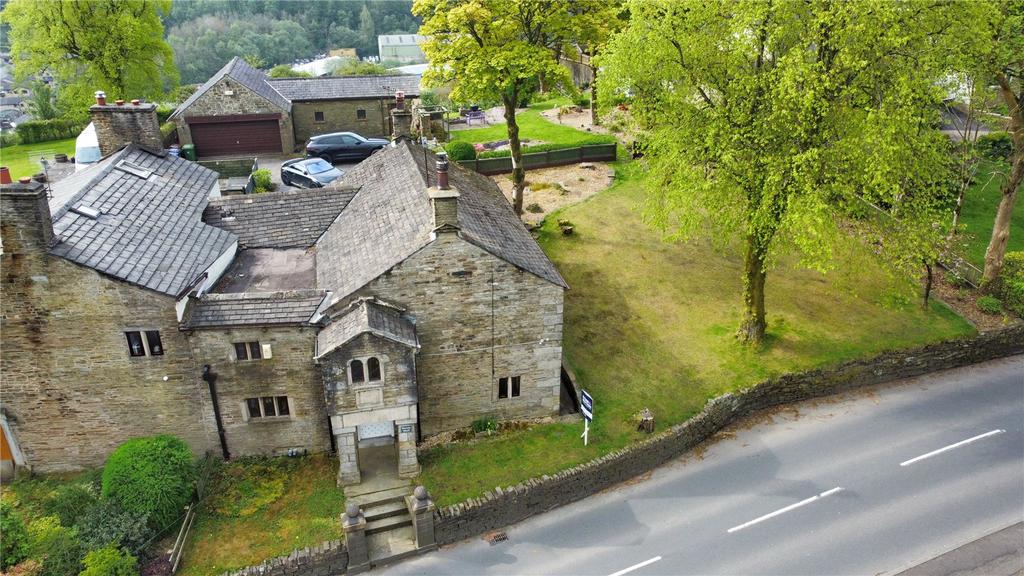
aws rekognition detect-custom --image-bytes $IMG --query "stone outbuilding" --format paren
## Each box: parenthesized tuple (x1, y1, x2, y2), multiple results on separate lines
(169, 57, 420, 157)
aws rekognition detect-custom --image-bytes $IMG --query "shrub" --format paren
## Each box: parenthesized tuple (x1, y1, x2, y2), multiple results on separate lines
(575, 95, 591, 108)
(80, 546, 138, 576)
(172, 84, 199, 104)
(160, 122, 177, 146)
(268, 64, 313, 79)
(252, 168, 273, 193)
(1, 131, 20, 147)
(525, 203, 544, 213)
(1, 501, 31, 569)
(43, 482, 97, 527)
(101, 435, 195, 530)
(14, 118, 87, 144)
(976, 131, 1012, 161)
(28, 517, 85, 576)
(75, 500, 152, 552)
(976, 295, 1003, 315)
(999, 251, 1024, 317)
(471, 416, 497, 434)
(445, 141, 477, 162)
(155, 104, 175, 124)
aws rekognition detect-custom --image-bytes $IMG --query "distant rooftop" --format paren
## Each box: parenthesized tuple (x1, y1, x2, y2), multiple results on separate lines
(267, 74, 421, 102)
(377, 34, 427, 46)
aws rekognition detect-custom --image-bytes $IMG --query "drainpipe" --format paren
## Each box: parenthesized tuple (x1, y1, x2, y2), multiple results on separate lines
(202, 365, 231, 460)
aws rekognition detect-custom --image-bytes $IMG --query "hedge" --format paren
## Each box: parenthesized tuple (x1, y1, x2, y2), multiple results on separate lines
(15, 118, 87, 144)
(976, 131, 1012, 161)
(476, 136, 616, 159)
(160, 121, 177, 146)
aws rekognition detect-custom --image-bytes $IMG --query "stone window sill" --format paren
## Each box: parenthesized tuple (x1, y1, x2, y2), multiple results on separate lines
(247, 416, 293, 424)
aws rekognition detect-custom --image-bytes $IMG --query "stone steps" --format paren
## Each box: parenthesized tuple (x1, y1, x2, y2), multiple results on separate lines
(364, 499, 408, 522)
(349, 485, 411, 507)
(366, 513, 413, 535)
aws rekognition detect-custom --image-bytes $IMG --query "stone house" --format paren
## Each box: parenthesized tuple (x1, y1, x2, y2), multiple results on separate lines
(2, 97, 566, 485)
(169, 57, 420, 157)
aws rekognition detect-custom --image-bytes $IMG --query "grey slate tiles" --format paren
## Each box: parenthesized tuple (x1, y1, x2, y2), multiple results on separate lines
(48, 145, 237, 296)
(169, 57, 291, 119)
(316, 140, 567, 307)
(184, 290, 327, 329)
(268, 75, 421, 102)
(204, 186, 358, 249)
(316, 298, 418, 358)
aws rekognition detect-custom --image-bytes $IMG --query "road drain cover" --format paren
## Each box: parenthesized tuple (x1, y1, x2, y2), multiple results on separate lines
(484, 531, 509, 545)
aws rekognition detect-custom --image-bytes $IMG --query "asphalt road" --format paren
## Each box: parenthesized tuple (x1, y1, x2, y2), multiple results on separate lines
(384, 355, 1024, 576)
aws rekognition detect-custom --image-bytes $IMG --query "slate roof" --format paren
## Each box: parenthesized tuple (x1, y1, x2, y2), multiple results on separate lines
(267, 75, 421, 102)
(169, 57, 291, 120)
(184, 290, 327, 329)
(316, 298, 418, 358)
(416, 145, 568, 290)
(48, 145, 237, 296)
(316, 140, 567, 303)
(204, 187, 358, 249)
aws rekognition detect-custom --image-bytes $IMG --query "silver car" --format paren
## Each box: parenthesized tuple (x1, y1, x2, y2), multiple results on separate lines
(281, 157, 344, 188)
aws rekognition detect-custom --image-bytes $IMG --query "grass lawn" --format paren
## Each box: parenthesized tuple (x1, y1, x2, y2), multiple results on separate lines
(418, 160, 974, 506)
(449, 98, 615, 148)
(0, 137, 78, 180)
(178, 454, 344, 576)
(957, 159, 1024, 267)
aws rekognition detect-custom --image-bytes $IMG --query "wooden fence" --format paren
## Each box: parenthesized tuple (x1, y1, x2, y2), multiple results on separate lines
(457, 143, 617, 175)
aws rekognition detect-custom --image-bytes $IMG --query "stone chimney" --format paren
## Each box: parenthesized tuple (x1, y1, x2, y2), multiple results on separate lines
(427, 154, 459, 231)
(89, 95, 162, 156)
(391, 90, 413, 140)
(1, 180, 55, 254)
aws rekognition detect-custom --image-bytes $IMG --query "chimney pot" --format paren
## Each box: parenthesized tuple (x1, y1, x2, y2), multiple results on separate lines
(18, 176, 32, 184)
(0, 167, 11, 185)
(131, 99, 140, 105)
(395, 90, 405, 111)
(95, 90, 106, 106)
(436, 153, 449, 190)
(115, 99, 124, 106)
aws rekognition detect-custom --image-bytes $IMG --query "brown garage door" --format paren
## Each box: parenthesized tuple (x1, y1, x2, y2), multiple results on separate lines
(188, 119, 282, 156)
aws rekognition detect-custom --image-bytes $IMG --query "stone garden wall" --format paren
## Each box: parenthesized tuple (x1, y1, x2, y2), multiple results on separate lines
(433, 325, 1024, 545)
(223, 540, 347, 576)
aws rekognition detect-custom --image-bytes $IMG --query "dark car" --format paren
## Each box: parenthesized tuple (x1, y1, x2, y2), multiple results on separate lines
(280, 157, 344, 188)
(305, 132, 389, 163)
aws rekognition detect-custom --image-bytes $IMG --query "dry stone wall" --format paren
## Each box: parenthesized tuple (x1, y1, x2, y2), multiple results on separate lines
(223, 540, 347, 576)
(432, 325, 1024, 545)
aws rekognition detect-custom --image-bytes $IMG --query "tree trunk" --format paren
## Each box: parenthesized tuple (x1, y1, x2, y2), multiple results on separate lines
(982, 74, 1023, 286)
(738, 234, 768, 345)
(590, 65, 599, 126)
(982, 160, 1022, 286)
(922, 260, 933, 309)
(503, 93, 525, 216)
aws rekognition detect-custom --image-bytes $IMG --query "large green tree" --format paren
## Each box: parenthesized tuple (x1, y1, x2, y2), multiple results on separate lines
(603, 0, 969, 344)
(979, 0, 1024, 286)
(1, 0, 178, 116)
(415, 0, 572, 215)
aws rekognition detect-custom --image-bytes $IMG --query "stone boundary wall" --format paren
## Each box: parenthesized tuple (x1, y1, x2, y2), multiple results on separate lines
(432, 325, 1024, 545)
(223, 540, 347, 576)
